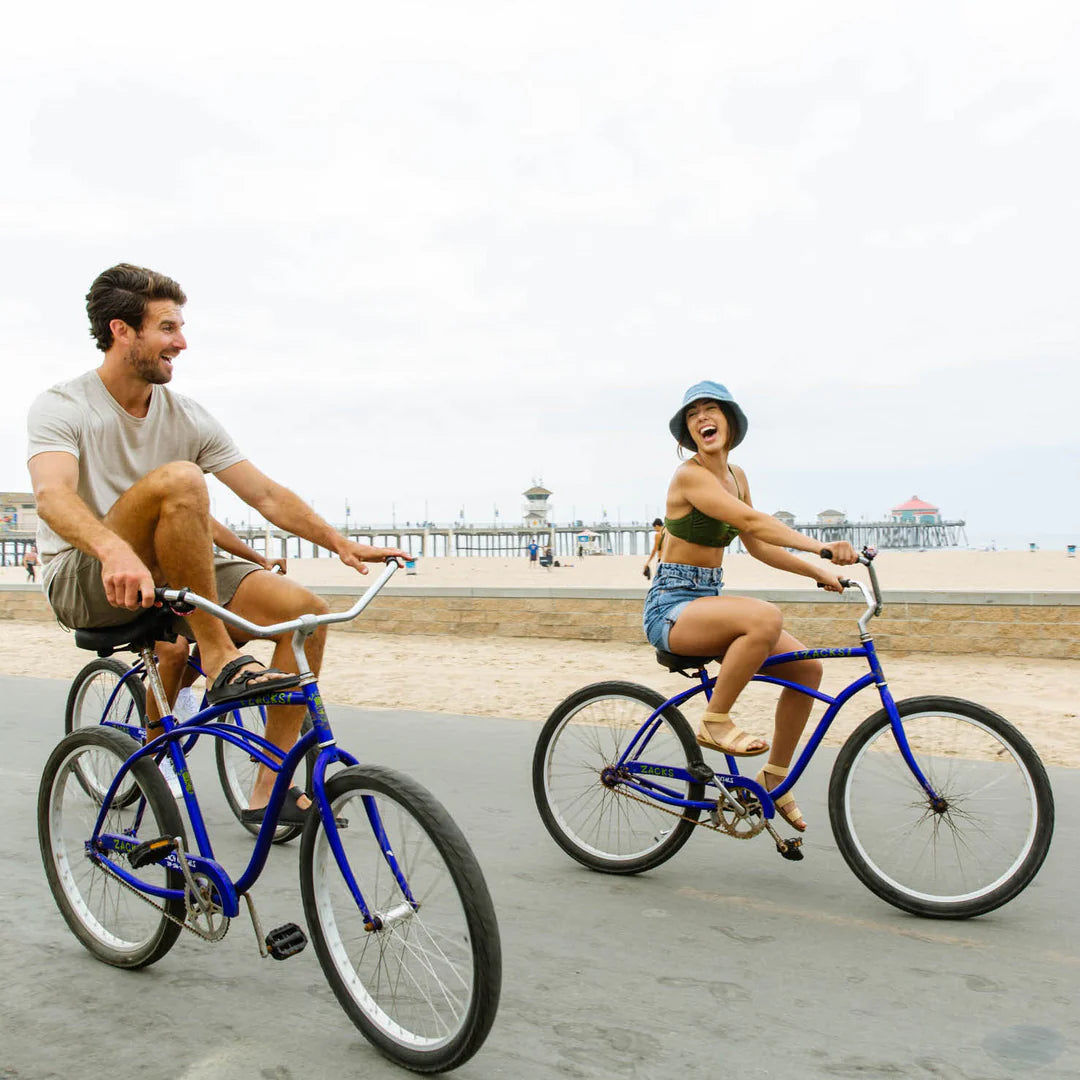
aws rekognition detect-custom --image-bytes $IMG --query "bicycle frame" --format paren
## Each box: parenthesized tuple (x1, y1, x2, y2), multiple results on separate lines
(84, 560, 416, 927)
(615, 558, 942, 817)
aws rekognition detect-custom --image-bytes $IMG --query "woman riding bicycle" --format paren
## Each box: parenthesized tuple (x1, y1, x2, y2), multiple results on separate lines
(643, 381, 858, 831)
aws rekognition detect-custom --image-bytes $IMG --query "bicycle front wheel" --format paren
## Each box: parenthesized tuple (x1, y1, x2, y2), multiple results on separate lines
(532, 681, 705, 874)
(300, 765, 501, 1073)
(38, 727, 187, 967)
(215, 710, 315, 843)
(65, 658, 146, 805)
(829, 696, 1054, 919)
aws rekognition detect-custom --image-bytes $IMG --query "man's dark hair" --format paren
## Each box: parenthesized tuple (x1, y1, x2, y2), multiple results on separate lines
(85, 264, 187, 352)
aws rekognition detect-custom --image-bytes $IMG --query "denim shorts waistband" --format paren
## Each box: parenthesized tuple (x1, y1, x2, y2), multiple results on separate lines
(654, 562, 724, 587)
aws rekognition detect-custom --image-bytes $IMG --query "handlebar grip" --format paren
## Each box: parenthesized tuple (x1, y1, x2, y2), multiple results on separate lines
(816, 578, 855, 589)
(819, 548, 833, 560)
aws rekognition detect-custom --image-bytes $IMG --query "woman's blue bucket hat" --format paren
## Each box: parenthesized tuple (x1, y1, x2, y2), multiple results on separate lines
(668, 381, 749, 451)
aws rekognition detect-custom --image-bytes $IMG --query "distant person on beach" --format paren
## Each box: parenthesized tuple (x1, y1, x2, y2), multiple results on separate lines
(642, 381, 858, 832)
(643, 518, 664, 579)
(24, 546, 38, 582)
(26, 262, 408, 823)
(527, 541, 539, 567)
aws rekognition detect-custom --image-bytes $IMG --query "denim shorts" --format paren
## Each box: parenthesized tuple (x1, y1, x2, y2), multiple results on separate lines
(642, 562, 724, 652)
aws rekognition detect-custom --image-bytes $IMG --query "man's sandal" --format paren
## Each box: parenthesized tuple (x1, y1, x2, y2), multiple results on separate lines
(756, 763, 806, 832)
(695, 714, 770, 757)
(206, 655, 303, 706)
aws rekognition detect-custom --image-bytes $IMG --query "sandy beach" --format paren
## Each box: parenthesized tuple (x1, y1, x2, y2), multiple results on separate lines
(2, 549, 1078, 767)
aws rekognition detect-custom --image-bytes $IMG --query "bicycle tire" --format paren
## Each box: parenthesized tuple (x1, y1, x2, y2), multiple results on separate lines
(215, 710, 315, 844)
(829, 695, 1055, 919)
(300, 765, 501, 1072)
(38, 726, 187, 967)
(532, 681, 705, 874)
(65, 657, 146, 805)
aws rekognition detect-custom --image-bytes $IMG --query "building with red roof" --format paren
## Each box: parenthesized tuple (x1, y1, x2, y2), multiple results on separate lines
(890, 496, 941, 524)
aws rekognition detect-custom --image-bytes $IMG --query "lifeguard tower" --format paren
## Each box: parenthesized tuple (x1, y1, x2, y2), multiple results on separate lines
(522, 483, 553, 528)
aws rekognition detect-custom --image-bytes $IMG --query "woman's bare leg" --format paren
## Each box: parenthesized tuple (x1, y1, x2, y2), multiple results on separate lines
(754, 630, 822, 830)
(667, 596, 783, 753)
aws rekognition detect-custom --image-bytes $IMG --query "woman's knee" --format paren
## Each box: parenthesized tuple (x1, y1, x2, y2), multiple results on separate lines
(746, 601, 783, 645)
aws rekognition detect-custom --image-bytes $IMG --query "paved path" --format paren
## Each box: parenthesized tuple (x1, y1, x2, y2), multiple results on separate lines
(1, 676, 1075, 1080)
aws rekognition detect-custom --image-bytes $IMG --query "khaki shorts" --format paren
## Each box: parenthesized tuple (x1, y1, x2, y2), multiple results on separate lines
(45, 550, 263, 633)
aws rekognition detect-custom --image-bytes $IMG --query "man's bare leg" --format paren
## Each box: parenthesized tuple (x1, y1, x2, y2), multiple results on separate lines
(103, 462, 283, 690)
(224, 570, 329, 811)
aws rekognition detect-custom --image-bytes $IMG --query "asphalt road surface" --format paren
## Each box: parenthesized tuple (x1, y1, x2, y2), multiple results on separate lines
(1, 675, 1075, 1080)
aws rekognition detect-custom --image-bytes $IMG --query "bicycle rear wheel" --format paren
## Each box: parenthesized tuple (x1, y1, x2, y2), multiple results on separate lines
(38, 727, 187, 967)
(215, 710, 315, 843)
(65, 658, 146, 805)
(532, 681, 705, 874)
(829, 696, 1054, 919)
(300, 765, 501, 1073)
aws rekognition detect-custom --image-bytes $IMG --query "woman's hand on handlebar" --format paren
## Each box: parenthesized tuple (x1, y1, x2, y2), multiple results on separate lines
(814, 571, 847, 593)
(819, 541, 858, 565)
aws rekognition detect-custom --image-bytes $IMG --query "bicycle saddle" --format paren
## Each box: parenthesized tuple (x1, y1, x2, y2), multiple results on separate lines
(74, 608, 181, 656)
(654, 649, 720, 675)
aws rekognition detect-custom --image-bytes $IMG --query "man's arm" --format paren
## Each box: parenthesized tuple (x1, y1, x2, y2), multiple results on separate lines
(215, 460, 408, 575)
(28, 451, 155, 608)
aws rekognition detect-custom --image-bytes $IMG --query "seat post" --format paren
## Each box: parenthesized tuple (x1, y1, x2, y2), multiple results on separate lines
(140, 645, 172, 727)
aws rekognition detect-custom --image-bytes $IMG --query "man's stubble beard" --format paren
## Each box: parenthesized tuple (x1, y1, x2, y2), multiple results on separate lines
(130, 343, 173, 385)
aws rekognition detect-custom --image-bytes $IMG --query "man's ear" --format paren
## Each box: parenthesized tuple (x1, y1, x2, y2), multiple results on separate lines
(109, 317, 135, 344)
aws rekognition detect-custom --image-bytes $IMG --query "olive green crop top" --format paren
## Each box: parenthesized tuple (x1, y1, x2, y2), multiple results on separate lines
(664, 463, 744, 548)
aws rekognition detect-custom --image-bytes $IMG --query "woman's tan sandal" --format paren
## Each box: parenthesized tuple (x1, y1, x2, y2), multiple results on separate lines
(756, 763, 806, 832)
(695, 715, 769, 757)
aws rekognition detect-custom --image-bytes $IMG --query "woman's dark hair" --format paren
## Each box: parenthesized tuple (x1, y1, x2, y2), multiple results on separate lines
(86, 263, 187, 352)
(652, 518, 663, 528)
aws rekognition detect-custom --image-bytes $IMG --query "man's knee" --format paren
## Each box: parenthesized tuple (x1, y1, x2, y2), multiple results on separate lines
(147, 461, 208, 507)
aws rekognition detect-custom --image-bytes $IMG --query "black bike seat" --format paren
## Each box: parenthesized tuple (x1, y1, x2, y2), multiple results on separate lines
(74, 608, 181, 656)
(654, 649, 720, 674)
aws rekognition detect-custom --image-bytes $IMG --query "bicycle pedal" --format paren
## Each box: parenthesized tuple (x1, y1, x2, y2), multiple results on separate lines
(776, 837, 804, 862)
(128, 836, 177, 869)
(265, 923, 307, 960)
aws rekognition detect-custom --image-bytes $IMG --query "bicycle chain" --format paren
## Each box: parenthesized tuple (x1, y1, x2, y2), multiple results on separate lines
(92, 852, 230, 943)
(613, 780, 765, 839)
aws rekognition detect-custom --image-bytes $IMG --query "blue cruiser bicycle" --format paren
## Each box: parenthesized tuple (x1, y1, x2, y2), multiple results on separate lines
(38, 559, 500, 1073)
(533, 549, 1054, 919)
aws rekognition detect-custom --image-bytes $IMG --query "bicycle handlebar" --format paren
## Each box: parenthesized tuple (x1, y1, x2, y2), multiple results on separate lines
(154, 557, 404, 640)
(816, 546, 883, 635)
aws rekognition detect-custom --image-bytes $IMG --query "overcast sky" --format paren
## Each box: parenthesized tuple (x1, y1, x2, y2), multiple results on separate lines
(3, 2, 1077, 547)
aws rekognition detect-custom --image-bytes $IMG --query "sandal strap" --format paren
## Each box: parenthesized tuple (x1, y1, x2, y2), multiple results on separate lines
(213, 654, 261, 690)
(760, 762, 789, 779)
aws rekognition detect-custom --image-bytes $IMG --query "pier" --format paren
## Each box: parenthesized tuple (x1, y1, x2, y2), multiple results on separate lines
(0, 517, 967, 567)
(215, 517, 968, 560)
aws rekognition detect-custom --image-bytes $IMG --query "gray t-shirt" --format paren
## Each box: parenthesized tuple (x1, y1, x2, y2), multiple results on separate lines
(26, 370, 244, 587)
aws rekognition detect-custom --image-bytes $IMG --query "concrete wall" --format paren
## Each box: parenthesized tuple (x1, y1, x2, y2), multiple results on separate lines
(4, 583, 1077, 660)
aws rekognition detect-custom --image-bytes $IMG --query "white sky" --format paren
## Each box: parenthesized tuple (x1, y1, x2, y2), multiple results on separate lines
(3, 1, 1078, 547)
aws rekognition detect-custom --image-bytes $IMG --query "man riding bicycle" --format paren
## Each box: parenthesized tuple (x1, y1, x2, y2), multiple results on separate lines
(27, 263, 407, 824)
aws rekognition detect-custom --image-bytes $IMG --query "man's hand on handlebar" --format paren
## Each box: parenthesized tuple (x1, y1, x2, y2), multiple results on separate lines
(337, 540, 412, 576)
(819, 541, 858, 565)
(101, 545, 157, 610)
